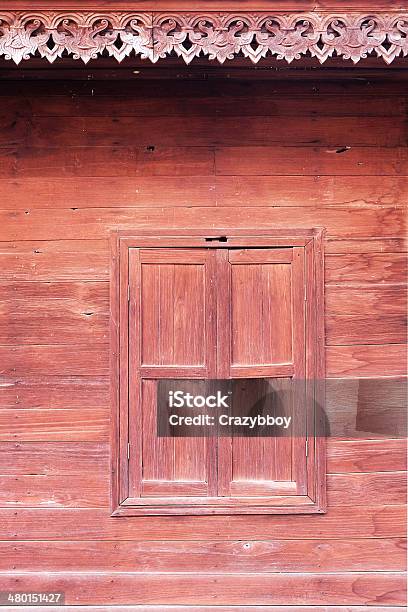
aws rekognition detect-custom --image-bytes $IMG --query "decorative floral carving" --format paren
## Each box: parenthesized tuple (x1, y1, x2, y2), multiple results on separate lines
(384, 15, 408, 63)
(153, 14, 257, 64)
(0, 14, 49, 64)
(318, 14, 387, 63)
(253, 15, 320, 64)
(50, 17, 117, 63)
(0, 11, 407, 65)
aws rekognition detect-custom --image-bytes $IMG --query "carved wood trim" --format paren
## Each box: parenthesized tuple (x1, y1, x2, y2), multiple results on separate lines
(0, 11, 407, 65)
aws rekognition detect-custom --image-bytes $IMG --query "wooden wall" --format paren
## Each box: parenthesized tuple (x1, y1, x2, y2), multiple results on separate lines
(0, 76, 406, 610)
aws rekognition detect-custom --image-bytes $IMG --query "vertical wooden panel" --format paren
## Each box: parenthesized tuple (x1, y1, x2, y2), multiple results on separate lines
(230, 261, 292, 365)
(217, 247, 309, 499)
(129, 248, 218, 501)
(141, 261, 206, 366)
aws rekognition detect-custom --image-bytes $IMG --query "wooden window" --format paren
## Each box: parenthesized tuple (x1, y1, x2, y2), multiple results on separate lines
(111, 230, 326, 516)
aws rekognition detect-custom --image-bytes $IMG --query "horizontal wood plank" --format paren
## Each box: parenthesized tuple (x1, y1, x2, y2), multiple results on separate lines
(0, 376, 108, 409)
(0, 474, 109, 508)
(3, 538, 406, 572)
(1, 116, 404, 147)
(0, 472, 404, 509)
(0, 147, 215, 178)
(2, 94, 404, 118)
(0, 207, 403, 240)
(327, 345, 407, 377)
(326, 254, 407, 285)
(215, 147, 408, 176)
(328, 439, 407, 473)
(0, 240, 109, 281)
(0, 177, 216, 207)
(2, 79, 407, 98)
(2, 148, 406, 179)
(1, 243, 405, 283)
(0, 442, 109, 475)
(328, 472, 406, 506)
(0, 282, 109, 345)
(0, 409, 109, 442)
(216, 176, 408, 210)
(1, 345, 404, 377)
(3, 604, 406, 612)
(2, 505, 405, 540)
(326, 286, 407, 315)
(0, 346, 109, 376)
(1, 439, 405, 476)
(0, 572, 405, 606)
(326, 314, 407, 345)
(326, 238, 408, 254)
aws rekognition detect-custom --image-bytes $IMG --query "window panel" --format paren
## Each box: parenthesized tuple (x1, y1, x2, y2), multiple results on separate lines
(112, 232, 326, 516)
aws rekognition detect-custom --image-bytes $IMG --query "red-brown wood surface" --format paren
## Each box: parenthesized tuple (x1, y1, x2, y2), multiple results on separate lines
(119, 238, 324, 514)
(0, 75, 406, 607)
(0, 572, 406, 605)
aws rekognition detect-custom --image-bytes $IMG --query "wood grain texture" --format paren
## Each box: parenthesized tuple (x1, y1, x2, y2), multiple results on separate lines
(0, 148, 215, 178)
(3, 539, 406, 572)
(4, 0, 406, 9)
(0, 572, 405, 606)
(327, 345, 407, 377)
(1, 505, 405, 540)
(326, 314, 407, 345)
(3, 604, 405, 612)
(326, 286, 407, 315)
(0, 442, 109, 475)
(0, 346, 109, 376)
(2, 79, 407, 98)
(0, 207, 403, 241)
(328, 439, 407, 473)
(7, 63, 405, 83)
(0, 474, 108, 507)
(327, 472, 407, 506)
(326, 238, 408, 254)
(2, 94, 404, 117)
(326, 254, 408, 285)
(1, 440, 405, 477)
(0, 240, 109, 281)
(4, 608, 408, 612)
(0, 409, 109, 441)
(0, 76, 406, 604)
(0, 472, 404, 509)
(215, 147, 408, 176)
(216, 176, 408, 208)
(0, 177, 217, 207)
(0, 282, 109, 345)
(1, 241, 404, 284)
(0, 376, 108, 409)
(1, 116, 404, 147)
(2, 147, 407, 179)
(5, 176, 408, 209)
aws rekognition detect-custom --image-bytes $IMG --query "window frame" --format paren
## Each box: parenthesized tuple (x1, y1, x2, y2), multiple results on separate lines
(111, 229, 326, 516)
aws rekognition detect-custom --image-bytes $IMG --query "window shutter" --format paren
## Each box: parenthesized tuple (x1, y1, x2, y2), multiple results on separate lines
(128, 248, 218, 502)
(216, 248, 308, 499)
(112, 231, 326, 516)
